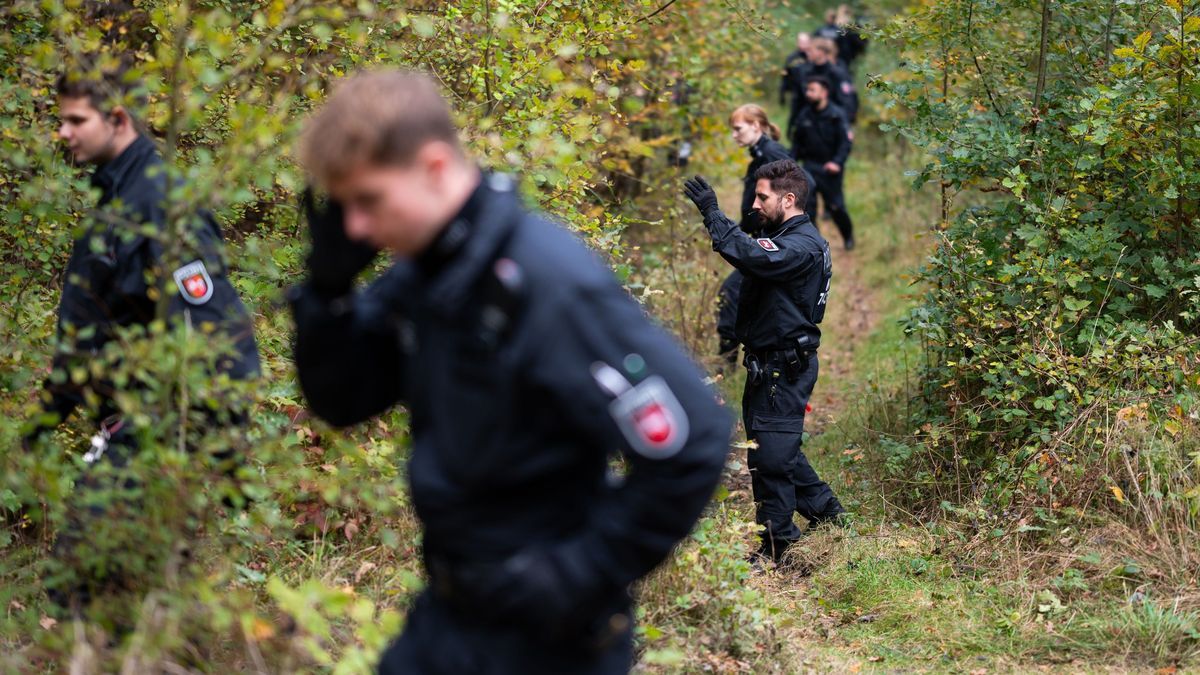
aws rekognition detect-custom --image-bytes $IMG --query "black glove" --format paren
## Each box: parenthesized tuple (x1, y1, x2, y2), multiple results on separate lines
(301, 187, 379, 297)
(683, 176, 719, 216)
(437, 546, 619, 641)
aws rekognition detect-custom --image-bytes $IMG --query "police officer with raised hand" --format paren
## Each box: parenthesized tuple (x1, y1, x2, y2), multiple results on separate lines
(792, 75, 856, 250)
(718, 105, 816, 367)
(683, 160, 846, 565)
(23, 61, 260, 611)
(289, 70, 731, 674)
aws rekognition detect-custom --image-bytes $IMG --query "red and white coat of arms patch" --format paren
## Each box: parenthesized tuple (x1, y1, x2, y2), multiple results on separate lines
(172, 260, 214, 305)
(609, 375, 690, 459)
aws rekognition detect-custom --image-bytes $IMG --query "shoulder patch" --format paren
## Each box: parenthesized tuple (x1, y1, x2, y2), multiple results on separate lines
(173, 260, 214, 305)
(609, 375, 690, 460)
(757, 238, 780, 252)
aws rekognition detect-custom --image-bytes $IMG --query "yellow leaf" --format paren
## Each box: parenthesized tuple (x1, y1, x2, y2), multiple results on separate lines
(250, 618, 275, 641)
(1111, 485, 1126, 503)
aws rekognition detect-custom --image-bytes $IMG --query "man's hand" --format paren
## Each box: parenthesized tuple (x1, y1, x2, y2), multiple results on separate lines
(823, 162, 842, 174)
(439, 547, 611, 639)
(301, 187, 379, 297)
(683, 176, 720, 216)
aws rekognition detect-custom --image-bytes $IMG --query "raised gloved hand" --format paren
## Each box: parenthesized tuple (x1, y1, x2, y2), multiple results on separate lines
(301, 187, 379, 297)
(683, 176, 719, 217)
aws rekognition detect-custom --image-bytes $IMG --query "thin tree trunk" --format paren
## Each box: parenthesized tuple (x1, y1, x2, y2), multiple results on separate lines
(1031, 0, 1052, 135)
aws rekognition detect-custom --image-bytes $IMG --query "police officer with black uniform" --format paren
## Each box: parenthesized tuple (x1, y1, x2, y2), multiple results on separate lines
(23, 66, 260, 609)
(792, 76, 856, 250)
(807, 37, 857, 125)
(718, 106, 817, 365)
(780, 32, 812, 139)
(716, 271, 742, 366)
(684, 160, 845, 564)
(289, 70, 731, 674)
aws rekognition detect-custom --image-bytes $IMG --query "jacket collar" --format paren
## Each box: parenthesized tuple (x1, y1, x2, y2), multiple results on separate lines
(762, 213, 811, 239)
(749, 135, 772, 160)
(420, 172, 523, 316)
(90, 134, 157, 199)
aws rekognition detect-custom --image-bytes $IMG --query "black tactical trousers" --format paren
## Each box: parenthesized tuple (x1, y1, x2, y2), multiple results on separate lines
(48, 412, 248, 614)
(378, 590, 634, 674)
(742, 354, 840, 558)
(47, 423, 141, 612)
(810, 168, 854, 245)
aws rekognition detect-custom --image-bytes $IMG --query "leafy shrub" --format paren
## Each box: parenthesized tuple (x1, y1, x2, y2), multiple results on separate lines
(872, 0, 1200, 546)
(0, 0, 775, 669)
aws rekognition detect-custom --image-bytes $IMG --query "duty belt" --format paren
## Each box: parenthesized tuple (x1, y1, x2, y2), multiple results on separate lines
(744, 337, 817, 385)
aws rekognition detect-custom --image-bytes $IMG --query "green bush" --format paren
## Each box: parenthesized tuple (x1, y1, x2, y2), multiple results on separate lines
(871, 0, 1200, 543)
(0, 0, 774, 669)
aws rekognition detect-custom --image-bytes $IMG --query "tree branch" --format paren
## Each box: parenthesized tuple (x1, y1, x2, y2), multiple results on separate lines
(640, 0, 678, 23)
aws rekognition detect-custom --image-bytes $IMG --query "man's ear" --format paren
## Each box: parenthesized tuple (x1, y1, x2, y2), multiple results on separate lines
(108, 106, 130, 131)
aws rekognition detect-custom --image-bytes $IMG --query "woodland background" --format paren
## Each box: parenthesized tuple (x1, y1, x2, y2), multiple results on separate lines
(0, 0, 1197, 671)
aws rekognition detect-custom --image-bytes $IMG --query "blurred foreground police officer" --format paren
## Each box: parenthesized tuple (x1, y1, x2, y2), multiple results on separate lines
(23, 62, 260, 610)
(684, 160, 846, 564)
(792, 76, 856, 250)
(289, 70, 731, 674)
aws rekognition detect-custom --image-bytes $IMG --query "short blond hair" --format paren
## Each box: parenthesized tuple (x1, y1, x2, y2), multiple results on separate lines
(299, 70, 460, 185)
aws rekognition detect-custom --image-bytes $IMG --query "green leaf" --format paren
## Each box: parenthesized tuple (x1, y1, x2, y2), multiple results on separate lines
(1063, 297, 1092, 312)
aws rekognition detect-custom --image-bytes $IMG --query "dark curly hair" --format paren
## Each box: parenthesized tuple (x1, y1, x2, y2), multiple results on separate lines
(754, 159, 810, 209)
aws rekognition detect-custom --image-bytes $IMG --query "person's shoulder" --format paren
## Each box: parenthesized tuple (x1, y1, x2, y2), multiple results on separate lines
(113, 156, 167, 218)
(505, 208, 616, 297)
(763, 138, 791, 161)
(782, 220, 827, 250)
(824, 103, 849, 122)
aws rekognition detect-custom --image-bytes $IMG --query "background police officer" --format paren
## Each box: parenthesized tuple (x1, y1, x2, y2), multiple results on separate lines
(24, 63, 260, 610)
(791, 76, 857, 250)
(684, 160, 845, 564)
(806, 37, 857, 125)
(780, 32, 812, 139)
(289, 70, 731, 674)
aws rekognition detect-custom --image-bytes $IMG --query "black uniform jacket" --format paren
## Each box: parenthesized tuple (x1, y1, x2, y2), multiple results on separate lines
(700, 209, 831, 352)
(717, 270, 742, 346)
(39, 135, 260, 426)
(780, 48, 809, 106)
(291, 175, 731, 629)
(792, 103, 853, 169)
